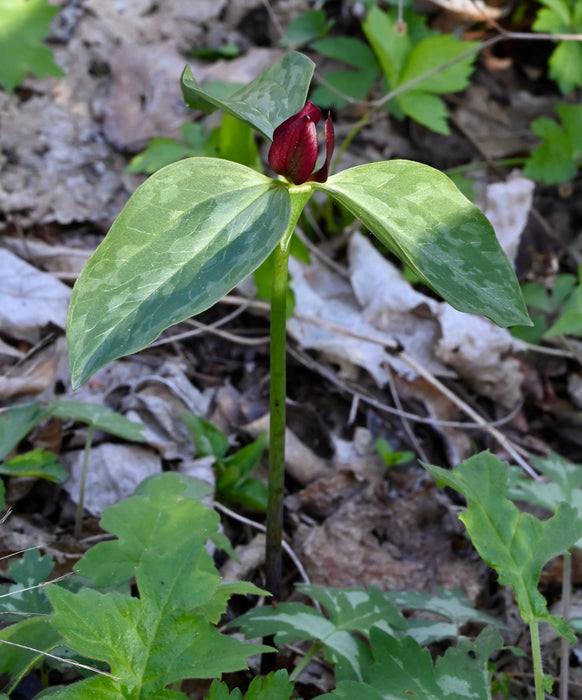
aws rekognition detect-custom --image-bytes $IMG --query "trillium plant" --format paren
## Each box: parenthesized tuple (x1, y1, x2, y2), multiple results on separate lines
(67, 53, 530, 599)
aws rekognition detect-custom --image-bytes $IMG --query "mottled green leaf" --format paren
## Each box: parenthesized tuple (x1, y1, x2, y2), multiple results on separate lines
(317, 161, 531, 328)
(181, 52, 314, 140)
(67, 159, 290, 388)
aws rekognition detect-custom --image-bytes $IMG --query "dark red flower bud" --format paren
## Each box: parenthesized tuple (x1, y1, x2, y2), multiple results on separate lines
(268, 102, 335, 185)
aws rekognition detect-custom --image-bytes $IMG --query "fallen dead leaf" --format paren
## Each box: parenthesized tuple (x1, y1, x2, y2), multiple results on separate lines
(62, 443, 161, 515)
(0, 249, 71, 342)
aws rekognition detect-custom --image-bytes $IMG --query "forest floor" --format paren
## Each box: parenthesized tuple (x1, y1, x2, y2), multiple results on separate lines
(1, 0, 582, 698)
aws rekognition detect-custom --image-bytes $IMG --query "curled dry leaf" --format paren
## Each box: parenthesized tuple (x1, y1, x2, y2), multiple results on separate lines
(425, 0, 506, 21)
(62, 443, 161, 515)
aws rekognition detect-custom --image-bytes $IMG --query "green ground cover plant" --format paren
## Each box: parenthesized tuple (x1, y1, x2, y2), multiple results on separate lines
(0, 401, 145, 536)
(0, 0, 64, 93)
(533, 0, 582, 94)
(2, 453, 580, 698)
(181, 414, 268, 512)
(523, 103, 582, 185)
(511, 264, 582, 344)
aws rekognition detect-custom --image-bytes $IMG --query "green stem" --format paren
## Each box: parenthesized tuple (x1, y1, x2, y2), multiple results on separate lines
(529, 620, 546, 700)
(265, 240, 291, 601)
(74, 424, 96, 539)
(289, 641, 324, 683)
(559, 552, 572, 700)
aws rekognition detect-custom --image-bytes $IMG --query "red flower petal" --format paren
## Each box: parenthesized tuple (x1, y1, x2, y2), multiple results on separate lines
(308, 111, 335, 184)
(268, 102, 333, 185)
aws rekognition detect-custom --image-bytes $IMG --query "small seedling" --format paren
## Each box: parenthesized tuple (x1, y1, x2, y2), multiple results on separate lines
(375, 437, 415, 468)
(182, 414, 268, 512)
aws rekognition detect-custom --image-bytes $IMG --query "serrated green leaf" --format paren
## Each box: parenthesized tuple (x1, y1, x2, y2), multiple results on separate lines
(362, 5, 411, 87)
(548, 37, 582, 94)
(396, 90, 449, 134)
(0, 0, 64, 93)
(75, 473, 222, 588)
(67, 159, 291, 388)
(36, 675, 180, 700)
(180, 52, 314, 140)
(47, 473, 270, 696)
(204, 581, 269, 625)
(316, 161, 531, 328)
(48, 400, 145, 441)
(245, 670, 294, 700)
(425, 452, 582, 638)
(523, 113, 578, 183)
(0, 403, 49, 461)
(0, 448, 67, 482)
(208, 680, 243, 700)
(48, 583, 269, 696)
(534, 0, 572, 29)
(399, 35, 479, 95)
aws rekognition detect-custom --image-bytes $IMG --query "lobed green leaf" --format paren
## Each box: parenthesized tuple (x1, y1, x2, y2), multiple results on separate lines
(319, 626, 502, 700)
(47, 472, 270, 696)
(425, 452, 582, 637)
